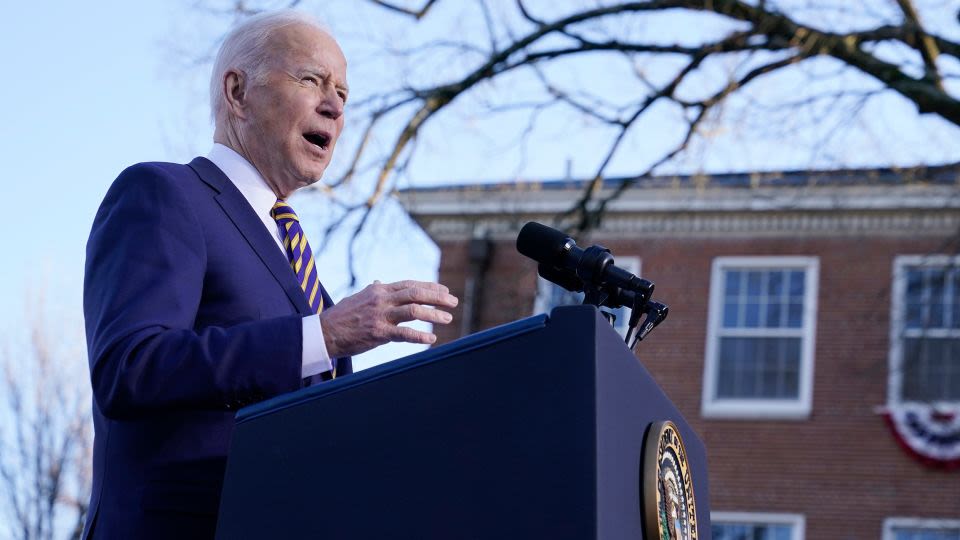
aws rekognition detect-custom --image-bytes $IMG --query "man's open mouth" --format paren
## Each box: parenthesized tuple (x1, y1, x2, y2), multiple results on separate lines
(303, 132, 330, 150)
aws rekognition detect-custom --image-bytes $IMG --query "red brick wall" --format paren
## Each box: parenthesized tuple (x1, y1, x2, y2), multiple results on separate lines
(435, 232, 960, 537)
(434, 238, 539, 344)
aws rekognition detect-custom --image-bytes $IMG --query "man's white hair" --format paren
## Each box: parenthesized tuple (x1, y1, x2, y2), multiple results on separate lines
(210, 9, 329, 123)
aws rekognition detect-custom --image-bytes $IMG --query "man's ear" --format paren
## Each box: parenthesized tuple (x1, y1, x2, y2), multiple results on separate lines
(223, 69, 248, 119)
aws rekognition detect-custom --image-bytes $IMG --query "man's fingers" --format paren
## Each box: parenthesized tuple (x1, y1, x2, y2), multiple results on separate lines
(387, 280, 449, 295)
(389, 304, 454, 325)
(385, 280, 453, 302)
(391, 325, 437, 345)
(391, 285, 458, 308)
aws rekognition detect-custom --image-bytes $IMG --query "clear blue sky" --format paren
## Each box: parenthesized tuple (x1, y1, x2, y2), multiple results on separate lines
(0, 1, 440, 369)
(1, 2, 184, 333)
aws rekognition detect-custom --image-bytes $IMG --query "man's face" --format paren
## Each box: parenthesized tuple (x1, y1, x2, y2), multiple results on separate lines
(237, 23, 348, 198)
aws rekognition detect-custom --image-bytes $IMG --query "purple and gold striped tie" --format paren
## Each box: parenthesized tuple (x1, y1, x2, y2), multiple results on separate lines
(271, 200, 324, 314)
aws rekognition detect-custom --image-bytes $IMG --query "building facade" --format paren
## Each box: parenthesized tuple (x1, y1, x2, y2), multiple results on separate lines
(397, 164, 960, 539)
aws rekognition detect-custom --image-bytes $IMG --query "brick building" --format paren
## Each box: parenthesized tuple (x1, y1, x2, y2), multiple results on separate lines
(397, 163, 960, 539)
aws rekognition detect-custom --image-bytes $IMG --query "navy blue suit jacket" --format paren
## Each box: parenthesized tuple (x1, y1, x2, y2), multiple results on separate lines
(82, 157, 351, 539)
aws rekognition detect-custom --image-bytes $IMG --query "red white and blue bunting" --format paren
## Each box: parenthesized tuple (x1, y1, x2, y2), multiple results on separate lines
(882, 403, 960, 469)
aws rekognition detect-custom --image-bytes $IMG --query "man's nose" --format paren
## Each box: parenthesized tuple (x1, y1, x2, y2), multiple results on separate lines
(318, 88, 343, 120)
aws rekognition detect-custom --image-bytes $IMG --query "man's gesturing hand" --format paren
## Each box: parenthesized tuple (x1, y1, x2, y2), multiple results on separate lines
(319, 280, 459, 358)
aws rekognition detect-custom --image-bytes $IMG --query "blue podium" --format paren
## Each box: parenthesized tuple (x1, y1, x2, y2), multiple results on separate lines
(215, 306, 710, 539)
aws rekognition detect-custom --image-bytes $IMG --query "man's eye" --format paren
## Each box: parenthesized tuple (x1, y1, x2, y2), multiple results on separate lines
(302, 76, 319, 86)
(338, 91, 348, 102)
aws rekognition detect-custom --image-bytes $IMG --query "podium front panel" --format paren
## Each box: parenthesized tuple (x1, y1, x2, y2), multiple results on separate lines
(217, 306, 711, 539)
(217, 312, 598, 539)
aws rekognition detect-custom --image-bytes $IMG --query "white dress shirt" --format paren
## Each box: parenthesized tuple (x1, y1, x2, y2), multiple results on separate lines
(206, 143, 333, 378)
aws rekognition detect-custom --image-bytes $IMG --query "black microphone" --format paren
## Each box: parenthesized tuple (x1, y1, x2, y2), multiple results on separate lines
(538, 263, 642, 310)
(517, 222, 652, 297)
(521, 222, 669, 344)
(517, 222, 575, 267)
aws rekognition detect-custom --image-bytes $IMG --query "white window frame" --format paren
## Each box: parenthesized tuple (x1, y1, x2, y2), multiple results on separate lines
(702, 256, 819, 419)
(533, 256, 640, 337)
(889, 255, 960, 405)
(711, 511, 805, 540)
(883, 517, 960, 540)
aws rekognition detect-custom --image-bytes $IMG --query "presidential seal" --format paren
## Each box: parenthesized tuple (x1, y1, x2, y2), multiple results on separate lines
(643, 421, 698, 540)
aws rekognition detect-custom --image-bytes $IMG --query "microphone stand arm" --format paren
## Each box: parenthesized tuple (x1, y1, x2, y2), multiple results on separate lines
(571, 245, 668, 344)
(577, 245, 617, 326)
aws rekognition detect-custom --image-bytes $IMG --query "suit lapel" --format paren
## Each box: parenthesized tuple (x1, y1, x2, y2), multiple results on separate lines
(188, 157, 313, 316)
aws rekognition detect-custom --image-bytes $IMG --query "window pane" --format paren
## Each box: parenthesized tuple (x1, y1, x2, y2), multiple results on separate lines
(726, 270, 742, 297)
(763, 338, 800, 398)
(745, 302, 761, 328)
(930, 271, 946, 328)
(893, 526, 960, 540)
(766, 300, 783, 328)
(788, 270, 806, 328)
(789, 270, 804, 296)
(787, 301, 804, 328)
(747, 271, 763, 296)
(905, 269, 925, 329)
(901, 265, 960, 331)
(713, 522, 794, 540)
(905, 302, 923, 330)
(898, 264, 960, 403)
(722, 267, 806, 330)
(724, 303, 740, 328)
(905, 269, 924, 300)
(767, 270, 784, 297)
(902, 337, 960, 402)
(717, 337, 801, 399)
(717, 337, 746, 397)
(766, 271, 784, 328)
(952, 269, 960, 329)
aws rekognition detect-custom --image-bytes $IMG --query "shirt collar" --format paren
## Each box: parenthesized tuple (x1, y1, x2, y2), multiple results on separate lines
(206, 143, 278, 217)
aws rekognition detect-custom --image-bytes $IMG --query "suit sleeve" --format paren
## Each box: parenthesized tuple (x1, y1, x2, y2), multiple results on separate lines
(84, 163, 302, 419)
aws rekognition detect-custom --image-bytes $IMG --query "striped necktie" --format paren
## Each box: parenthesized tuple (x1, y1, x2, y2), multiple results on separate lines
(271, 200, 324, 314)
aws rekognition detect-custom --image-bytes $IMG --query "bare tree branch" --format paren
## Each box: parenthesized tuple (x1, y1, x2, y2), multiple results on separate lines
(0, 307, 91, 540)
(343, 0, 957, 237)
(190, 0, 960, 283)
(515, 0, 547, 28)
(368, 0, 439, 20)
(477, 0, 500, 53)
(682, 0, 960, 123)
(894, 0, 944, 89)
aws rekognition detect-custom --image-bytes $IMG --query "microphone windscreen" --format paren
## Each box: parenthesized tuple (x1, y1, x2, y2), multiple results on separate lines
(516, 222, 571, 264)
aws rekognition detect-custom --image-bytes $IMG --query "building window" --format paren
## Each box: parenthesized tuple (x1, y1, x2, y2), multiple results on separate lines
(890, 256, 960, 404)
(533, 257, 640, 337)
(712, 512, 804, 540)
(702, 257, 819, 419)
(883, 518, 960, 540)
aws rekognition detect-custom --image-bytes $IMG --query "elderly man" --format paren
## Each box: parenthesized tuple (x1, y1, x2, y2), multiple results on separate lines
(82, 10, 457, 539)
